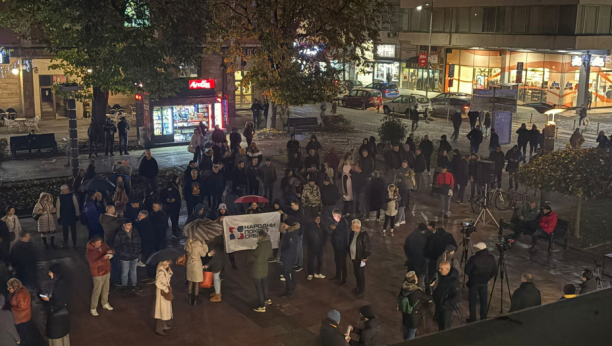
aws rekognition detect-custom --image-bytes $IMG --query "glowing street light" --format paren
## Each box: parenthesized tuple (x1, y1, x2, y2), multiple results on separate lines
(11, 67, 19, 75)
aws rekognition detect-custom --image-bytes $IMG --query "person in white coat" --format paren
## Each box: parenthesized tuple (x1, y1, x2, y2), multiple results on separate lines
(185, 238, 208, 306)
(154, 260, 173, 336)
(1, 206, 21, 246)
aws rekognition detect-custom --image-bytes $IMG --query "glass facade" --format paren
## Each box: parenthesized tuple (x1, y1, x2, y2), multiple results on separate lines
(234, 71, 252, 109)
(152, 104, 210, 142)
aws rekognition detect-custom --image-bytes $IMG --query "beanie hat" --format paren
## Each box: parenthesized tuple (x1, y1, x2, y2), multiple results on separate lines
(327, 310, 341, 322)
(359, 305, 375, 319)
(123, 218, 132, 225)
(563, 284, 576, 295)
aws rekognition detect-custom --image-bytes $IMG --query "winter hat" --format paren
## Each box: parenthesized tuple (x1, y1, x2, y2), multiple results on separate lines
(327, 310, 341, 322)
(474, 242, 487, 251)
(563, 284, 576, 295)
(543, 205, 552, 211)
(123, 218, 132, 225)
(194, 203, 206, 215)
(445, 244, 457, 252)
(218, 203, 227, 211)
(405, 271, 416, 282)
(359, 305, 375, 319)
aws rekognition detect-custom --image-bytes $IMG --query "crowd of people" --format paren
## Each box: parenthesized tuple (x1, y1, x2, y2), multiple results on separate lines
(0, 114, 602, 345)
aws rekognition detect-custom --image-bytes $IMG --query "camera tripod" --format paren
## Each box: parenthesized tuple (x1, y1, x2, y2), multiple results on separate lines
(474, 184, 500, 228)
(458, 231, 472, 287)
(487, 246, 512, 314)
(592, 260, 604, 290)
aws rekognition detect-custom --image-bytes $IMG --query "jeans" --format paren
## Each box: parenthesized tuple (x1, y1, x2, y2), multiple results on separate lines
(396, 206, 406, 224)
(415, 172, 426, 192)
(508, 171, 519, 190)
(254, 278, 269, 308)
(91, 273, 110, 310)
(383, 215, 395, 230)
(214, 272, 221, 294)
(439, 194, 451, 216)
(89, 139, 98, 156)
(424, 156, 431, 172)
(144, 177, 157, 195)
(248, 181, 260, 195)
(333, 247, 348, 282)
(456, 182, 467, 203)
(402, 325, 417, 341)
(263, 183, 274, 202)
(352, 259, 365, 294)
(62, 221, 77, 246)
(483, 126, 490, 137)
(110, 255, 121, 285)
(452, 126, 460, 141)
(468, 284, 488, 321)
(352, 191, 366, 216)
(529, 143, 537, 156)
(193, 146, 201, 163)
(307, 243, 324, 276)
(295, 234, 304, 267)
(119, 135, 128, 154)
(518, 142, 527, 160)
(411, 120, 419, 132)
(282, 265, 295, 293)
(120, 258, 138, 287)
(470, 143, 480, 154)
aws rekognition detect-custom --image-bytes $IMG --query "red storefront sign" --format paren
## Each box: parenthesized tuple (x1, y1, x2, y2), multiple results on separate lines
(418, 53, 428, 67)
(188, 79, 216, 89)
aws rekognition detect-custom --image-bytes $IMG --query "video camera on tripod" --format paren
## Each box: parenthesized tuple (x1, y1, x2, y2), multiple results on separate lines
(496, 234, 515, 253)
(461, 220, 477, 236)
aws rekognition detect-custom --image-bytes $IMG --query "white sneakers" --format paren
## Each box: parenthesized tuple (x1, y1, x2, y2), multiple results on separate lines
(103, 304, 113, 311)
(400, 221, 406, 225)
(314, 274, 326, 279)
(137, 261, 146, 268)
(253, 307, 266, 313)
(90, 309, 98, 316)
(307, 275, 313, 281)
(280, 275, 286, 282)
(266, 299, 272, 305)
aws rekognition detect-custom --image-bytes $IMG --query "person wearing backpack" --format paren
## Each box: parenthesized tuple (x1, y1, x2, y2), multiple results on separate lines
(397, 271, 432, 340)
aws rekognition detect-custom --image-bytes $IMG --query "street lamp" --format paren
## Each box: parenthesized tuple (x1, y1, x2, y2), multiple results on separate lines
(416, 2, 433, 99)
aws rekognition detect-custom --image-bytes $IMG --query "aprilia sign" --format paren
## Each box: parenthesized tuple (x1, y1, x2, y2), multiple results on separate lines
(188, 79, 215, 89)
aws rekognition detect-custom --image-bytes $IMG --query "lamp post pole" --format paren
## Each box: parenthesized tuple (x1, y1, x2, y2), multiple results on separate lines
(425, 2, 433, 99)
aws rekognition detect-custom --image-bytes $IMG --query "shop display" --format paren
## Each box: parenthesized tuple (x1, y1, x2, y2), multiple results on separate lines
(152, 104, 210, 142)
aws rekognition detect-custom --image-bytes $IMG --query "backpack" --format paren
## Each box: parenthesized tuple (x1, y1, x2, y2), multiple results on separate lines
(398, 294, 419, 314)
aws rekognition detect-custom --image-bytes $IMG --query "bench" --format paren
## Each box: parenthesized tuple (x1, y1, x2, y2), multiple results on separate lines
(499, 215, 569, 254)
(11, 133, 58, 156)
(285, 117, 321, 133)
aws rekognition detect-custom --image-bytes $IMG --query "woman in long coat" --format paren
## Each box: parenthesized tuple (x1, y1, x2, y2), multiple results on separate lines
(42, 263, 70, 346)
(185, 238, 208, 306)
(341, 163, 353, 215)
(154, 260, 173, 336)
(33, 192, 57, 248)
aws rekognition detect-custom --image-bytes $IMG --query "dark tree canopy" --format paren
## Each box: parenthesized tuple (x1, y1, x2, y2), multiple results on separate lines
(208, 0, 391, 106)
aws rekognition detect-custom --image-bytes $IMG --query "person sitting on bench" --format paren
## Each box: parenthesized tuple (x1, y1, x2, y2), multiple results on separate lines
(514, 201, 540, 239)
(530, 205, 558, 252)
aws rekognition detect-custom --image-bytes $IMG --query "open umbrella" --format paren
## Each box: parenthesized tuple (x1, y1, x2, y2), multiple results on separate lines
(144, 247, 186, 278)
(78, 178, 115, 197)
(183, 218, 224, 242)
(234, 195, 269, 204)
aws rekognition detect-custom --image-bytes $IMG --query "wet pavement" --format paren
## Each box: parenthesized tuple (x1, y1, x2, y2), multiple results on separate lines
(17, 169, 609, 346)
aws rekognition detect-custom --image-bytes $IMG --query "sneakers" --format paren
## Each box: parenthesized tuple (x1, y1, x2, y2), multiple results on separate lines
(137, 261, 146, 268)
(267, 258, 278, 263)
(390, 230, 394, 237)
(280, 275, 286, 282)
(395, 223, 400, 227)
(293, 266, 303, 272)
(382, 230, 386, 237)
(307, 275, 313, 281)
(400, 221, 406, 225)
(314, 274, 326, 279)
(265, 299, 272, 305)
(253, 307, 266, 313)
(90, 309, 99, 316)
(102, 304, 113, 311)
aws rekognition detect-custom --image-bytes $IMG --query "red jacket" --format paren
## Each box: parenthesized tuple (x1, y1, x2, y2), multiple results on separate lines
(10, 287, 31, 324)
(86, 240, 112, 277)
(538, 211, 558, 234)
(435, 171, 455, 189)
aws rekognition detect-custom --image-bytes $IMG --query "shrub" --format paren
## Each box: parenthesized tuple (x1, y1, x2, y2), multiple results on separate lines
(321, 114, 354, 133)
(378, 114, 408, 145)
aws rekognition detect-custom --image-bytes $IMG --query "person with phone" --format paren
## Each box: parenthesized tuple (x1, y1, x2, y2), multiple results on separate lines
(347, 305, 381, 346)
(86, 236, 114, 316)
(432, 261, 459, 331)
(318, 310, 348, 345)
(348, 220, 371, 298)
(42, 264, 71, 345)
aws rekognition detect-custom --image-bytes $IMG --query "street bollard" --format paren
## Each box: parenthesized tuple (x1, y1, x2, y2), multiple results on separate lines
(530, 113, 533, 123)
(597, 122, 600, 134)
(573, 120, 576, 129)
(556, 127, 559, 139)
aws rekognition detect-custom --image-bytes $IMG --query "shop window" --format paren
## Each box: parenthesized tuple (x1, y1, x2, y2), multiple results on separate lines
(496, 7, 511, 33)
(542, 6, 559, 34)
(482, 7, 496, 33)
(177, 64, 199, 78)
(528, 6, 542, 34)
(583, 6, 598, 34)
(511, 7, 528, 33)
(456, 8, 469, 32)
(558, 6, 577, 35)
(470, 7, 483, 33)
(597, 6, 611, 34)
(234, 71, 252, 109)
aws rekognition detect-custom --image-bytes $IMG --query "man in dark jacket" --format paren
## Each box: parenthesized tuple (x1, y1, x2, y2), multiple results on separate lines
(489, 146, 505, 188)
(398, 271, 432, 340)
(88, 120, 99, 158)
(149, 202, 168, 251)
(385, 144, 403, 173)
(208, 164, 225, 210)
(432, 261, 459, 330)
(438, 135, 453, 155)
(125, 197, 142, 224)
(468, 110, 479, 130)
(404, 224, 430, 288)
(419, 135, 434, 173)
(359, 149, 374, 178)
(229, 127, 242, 153)
(454, 155, 470, 204)
(139, 150, 159, 194)
(348, 219, 371, 297)
(505, 145, 521, 190)
(413, 149, 427, 192)
(9, 231, 39, 290)
(410, 104, 420, 132)
(260, 158, 277, 202)
(451, 110, 463, 141)
(466, 125, 484, 154)
(348, 305, 381, 346)
(248, 231, 273, 312)
(509, 273, 541, 312)
(425, 222, 457, 281)
(318, 310, 347, 346)
(306, 216, 326, 280)
(468, 153, 480, 201)
(134, 210, 155, 264)
(113, 219, 142, 292)
(351, 165, 367, 218)
(211, 125, 225, 144)
(579, 269, 598, 294)
(251, 99, 262, 129)
(465, 242, 497, 322)
(103, 117, 117, 156)
(246, 157, 262, 195)
(320, 177, 341, 222)
(117, 117, 130, 155)
(331, 209, 350, 285)
(488, 128, 500, 156)
(232, 161, 248, 196)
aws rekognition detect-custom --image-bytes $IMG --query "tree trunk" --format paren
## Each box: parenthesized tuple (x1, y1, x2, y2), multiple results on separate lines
(575, 197, 582, 239)
(92, 87, 109, 144)
(270, 102, 277, 129)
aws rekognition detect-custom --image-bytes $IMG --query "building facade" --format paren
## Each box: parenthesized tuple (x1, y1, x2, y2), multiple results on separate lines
(397, 0, 612, 107)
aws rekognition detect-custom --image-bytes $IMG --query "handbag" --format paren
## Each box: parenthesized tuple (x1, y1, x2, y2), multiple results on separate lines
(32, 212, 40, 221)
(200, 270, 213, 288)
(188, 145, 196, 153)
(160, 286, 174, 301)
(175, 254, 187, 267)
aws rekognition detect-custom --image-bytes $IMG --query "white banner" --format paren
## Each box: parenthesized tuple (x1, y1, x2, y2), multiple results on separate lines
(223, 212, 281, 253)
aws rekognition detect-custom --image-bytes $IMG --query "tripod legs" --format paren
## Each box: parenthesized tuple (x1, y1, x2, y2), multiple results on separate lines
(487, 254, 513, 315)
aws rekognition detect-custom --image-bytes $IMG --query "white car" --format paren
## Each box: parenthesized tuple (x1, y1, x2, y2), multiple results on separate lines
(382, 95, 431, 117)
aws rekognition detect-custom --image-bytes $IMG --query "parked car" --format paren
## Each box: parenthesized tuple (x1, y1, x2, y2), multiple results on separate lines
(364, 82, 399, 99)
(429, 92, 471, 116)
(334, 84, 350, 100)
(341, 88, 383, 110)
(345, 80, 363, 91)
(382, 95, 431, 117)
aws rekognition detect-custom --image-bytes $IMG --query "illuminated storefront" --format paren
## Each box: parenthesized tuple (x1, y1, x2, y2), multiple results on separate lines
(401, 46, 444, 93)
(148, 78, 228, 144)
(234, 71, 252, 110)
(356, 44, 401, 85)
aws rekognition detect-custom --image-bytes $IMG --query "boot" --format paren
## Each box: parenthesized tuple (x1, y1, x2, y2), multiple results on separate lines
(156, 320, 166, 336)
(188, 293, 193, 305)
(210, 293, 222, 302)
(192, 294, 199, 306)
